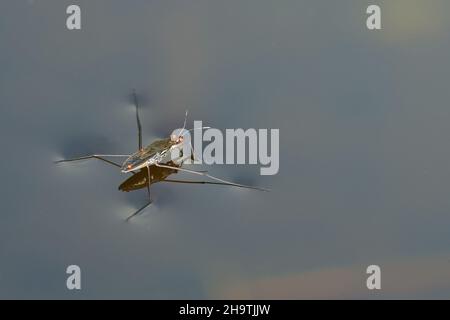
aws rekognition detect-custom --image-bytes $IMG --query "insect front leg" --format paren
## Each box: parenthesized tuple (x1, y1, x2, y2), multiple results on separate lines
(54, 154, 130, 169)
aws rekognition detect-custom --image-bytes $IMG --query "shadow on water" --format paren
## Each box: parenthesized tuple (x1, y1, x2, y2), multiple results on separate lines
(118, 160, 255, 220)
(119, 161, 243, 193)
(119, 161, 180, 192)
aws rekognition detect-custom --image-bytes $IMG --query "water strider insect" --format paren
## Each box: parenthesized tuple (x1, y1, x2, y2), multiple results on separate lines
(55, 91, 268, 221)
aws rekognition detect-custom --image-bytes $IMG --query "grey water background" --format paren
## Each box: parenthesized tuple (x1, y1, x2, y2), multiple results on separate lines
(2, 0, 450, 299)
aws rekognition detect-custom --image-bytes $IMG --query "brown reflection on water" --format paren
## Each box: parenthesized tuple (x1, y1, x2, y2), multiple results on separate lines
(118, 160, 235, 193)
(118, 161, 180, 192)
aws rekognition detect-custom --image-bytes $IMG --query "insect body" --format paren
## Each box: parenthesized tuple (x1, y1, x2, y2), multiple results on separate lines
(55, 91, 268, 221)
(121, 138, 176, 173)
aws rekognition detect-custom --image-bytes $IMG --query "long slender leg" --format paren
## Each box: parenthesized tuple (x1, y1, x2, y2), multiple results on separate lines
(126, 201, 152, 222)
(163, 179, 243, 187)
(155, 163, 270, 192)
(146, 165, 152, 200)
(174, 158, 207, 173)
(54, 154, 129, 168)
(126, 165, 153, 222)
(132, 90, 143, 150)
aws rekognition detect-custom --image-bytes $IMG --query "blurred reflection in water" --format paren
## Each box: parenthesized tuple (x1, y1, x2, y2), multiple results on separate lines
(119, 161, 241, 193)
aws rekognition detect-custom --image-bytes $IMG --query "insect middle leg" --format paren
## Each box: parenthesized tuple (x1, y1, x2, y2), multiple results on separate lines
(126, 201, 152, 222)
(126, 165, 153, 222)
(146, 165, 152, 201)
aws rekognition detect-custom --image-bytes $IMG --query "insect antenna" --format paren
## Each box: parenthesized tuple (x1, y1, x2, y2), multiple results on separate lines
(176, 126, 212, 138)
(177, 110, 189, 138)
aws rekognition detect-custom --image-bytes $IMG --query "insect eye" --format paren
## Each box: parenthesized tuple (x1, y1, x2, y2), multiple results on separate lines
(178, 136, 184, 142)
